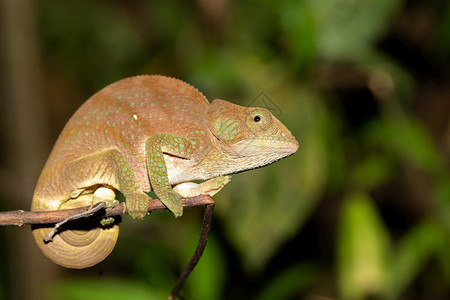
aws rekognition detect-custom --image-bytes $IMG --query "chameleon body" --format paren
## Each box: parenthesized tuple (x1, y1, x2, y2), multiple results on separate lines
(31, 75, 299, 268)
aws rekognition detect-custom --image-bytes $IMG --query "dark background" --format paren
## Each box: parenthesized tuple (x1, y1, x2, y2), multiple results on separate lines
(1, 0, 449, 299)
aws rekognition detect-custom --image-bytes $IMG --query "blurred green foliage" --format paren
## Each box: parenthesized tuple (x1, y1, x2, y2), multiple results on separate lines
(338, 193, 391, 299)
(1, 0, 450, 299)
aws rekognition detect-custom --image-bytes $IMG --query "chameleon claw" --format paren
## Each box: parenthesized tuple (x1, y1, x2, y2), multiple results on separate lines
(100, 217, 116, 226)
(127, 192, 151, 220)
(105, 199, 120, 208)
(164, 190, 183, 218)
(100, 200, 119, 225)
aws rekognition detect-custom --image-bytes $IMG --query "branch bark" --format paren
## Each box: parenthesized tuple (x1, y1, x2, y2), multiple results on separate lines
(0, 194, 214, 226)
(169, 203, 215, 300)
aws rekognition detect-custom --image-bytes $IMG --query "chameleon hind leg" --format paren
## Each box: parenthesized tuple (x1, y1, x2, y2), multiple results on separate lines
(62, 149, 151, 219)
(32, 149, 150, 268)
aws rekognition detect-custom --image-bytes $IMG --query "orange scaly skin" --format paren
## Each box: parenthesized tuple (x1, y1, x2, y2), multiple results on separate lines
(31, 75, 299, 268)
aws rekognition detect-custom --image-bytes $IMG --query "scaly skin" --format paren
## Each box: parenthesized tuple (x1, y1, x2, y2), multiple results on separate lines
(31, 75, 299, 268)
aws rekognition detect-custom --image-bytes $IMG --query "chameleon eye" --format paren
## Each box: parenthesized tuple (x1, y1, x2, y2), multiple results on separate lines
(247, 108, 272, 132)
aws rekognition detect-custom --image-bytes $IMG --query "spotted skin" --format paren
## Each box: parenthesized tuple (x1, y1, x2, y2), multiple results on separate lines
(145, 134, 193, 217)
(31, 75, 299, 269)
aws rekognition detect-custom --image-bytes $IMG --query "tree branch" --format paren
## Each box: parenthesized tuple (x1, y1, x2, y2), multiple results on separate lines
(169, 203, 215, 300)
(0, 194, 214, 226)
(0, 194, 216, 299)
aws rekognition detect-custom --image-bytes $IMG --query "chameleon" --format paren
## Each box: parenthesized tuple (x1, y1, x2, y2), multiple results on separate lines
(31, 75, 299, 268)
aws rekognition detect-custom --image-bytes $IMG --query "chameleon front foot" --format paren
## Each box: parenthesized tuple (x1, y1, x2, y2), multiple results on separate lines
(126, 192, 152, 219)
(161, 190, 184, 218)
(92, 187, 119, 226)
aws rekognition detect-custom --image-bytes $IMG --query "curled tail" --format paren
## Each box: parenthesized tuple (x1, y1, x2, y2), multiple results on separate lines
(31, 187, 119, 269)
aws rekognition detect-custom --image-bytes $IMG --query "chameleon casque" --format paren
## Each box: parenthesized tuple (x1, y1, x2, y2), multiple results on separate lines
(31, 75, 299, 268)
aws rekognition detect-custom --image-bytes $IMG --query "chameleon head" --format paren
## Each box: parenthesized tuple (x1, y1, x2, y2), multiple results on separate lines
(207, 99, 299, 172)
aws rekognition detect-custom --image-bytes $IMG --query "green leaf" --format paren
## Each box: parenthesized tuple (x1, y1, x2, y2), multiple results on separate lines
(337, 193, 391, 300)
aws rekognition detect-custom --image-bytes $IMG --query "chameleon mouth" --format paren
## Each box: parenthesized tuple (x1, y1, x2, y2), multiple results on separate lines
(238, 136, 299, 153)
(163, 152, 191, 160)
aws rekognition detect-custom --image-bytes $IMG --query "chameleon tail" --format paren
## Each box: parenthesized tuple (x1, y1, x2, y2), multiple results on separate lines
(31, 188, 119, 269)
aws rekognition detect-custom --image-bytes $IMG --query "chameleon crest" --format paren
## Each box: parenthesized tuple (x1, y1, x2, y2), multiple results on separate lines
(31, 75, 299, 268)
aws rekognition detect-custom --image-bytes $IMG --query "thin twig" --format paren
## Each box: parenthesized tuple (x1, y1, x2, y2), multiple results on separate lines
(169, 203, 215, 300)
(43, 202, 107, 242)
(0, 194, 214, 226)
